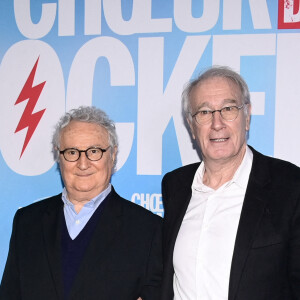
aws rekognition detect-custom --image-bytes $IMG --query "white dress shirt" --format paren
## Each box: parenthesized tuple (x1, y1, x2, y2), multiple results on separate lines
(173, 147, 253, 300)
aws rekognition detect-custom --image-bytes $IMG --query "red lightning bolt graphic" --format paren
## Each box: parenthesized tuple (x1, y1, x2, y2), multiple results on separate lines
(15, 57, 46, 159)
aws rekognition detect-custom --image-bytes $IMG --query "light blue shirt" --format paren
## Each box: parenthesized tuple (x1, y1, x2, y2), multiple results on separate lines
(61, 184, 112, 240)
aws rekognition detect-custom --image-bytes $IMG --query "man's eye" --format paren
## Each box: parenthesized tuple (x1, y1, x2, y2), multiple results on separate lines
(90, 149, 100, 154)
(199, 110, 211, 115)
(67, 150, 77, 155)
(222, 106, 235, 112)
(88, 148, 102, 155)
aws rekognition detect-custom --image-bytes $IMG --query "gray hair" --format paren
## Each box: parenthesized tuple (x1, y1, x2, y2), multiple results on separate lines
(182, 66, 251, 121)
(52, 106, 118, 166)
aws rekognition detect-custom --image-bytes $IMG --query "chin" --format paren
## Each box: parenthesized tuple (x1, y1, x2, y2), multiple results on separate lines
(75, 185, 95, 193)
(209, 149, 231, 158)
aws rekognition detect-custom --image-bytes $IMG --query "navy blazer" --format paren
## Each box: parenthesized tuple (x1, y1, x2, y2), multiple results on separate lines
(0, 188, 163, 300)
(160, 147, 300, 300)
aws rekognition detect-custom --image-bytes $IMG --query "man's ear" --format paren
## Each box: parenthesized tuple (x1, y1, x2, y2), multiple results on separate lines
(245, 104, 251, 131)
(112, 146, 117, 163)
(187, 117, 196, 140)
(54, 146, 61, 163)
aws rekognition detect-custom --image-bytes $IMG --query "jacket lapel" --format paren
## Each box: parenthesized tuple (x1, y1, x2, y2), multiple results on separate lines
(163, 164, 199, 298)
(228, 148, 271, 300)
(166, 187, 193, 259)
(166, 164, 199, 254)
(42, 195, 64, 300)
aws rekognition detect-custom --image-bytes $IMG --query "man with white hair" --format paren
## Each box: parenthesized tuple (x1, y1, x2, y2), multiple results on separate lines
(1, 106, 162, 300)
(161, 66, 300, 300)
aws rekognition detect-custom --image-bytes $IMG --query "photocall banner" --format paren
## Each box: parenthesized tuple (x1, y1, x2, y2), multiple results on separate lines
(0, 0, 300, 277)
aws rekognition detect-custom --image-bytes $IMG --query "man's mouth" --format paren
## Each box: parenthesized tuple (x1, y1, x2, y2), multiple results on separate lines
(210, 138, 229, 142)
(77, 173, 92, 177)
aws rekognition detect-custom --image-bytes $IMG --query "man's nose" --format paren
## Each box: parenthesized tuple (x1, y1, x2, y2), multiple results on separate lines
(211, 110, 225, 130)
(77, 153, 90, 169)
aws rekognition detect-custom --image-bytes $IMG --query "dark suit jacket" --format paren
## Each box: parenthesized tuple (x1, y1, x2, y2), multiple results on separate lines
(161, 147, 300, 300)
(0, 188, 163, 300)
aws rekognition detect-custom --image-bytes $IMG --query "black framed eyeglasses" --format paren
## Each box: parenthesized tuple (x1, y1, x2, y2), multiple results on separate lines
(59, 146, 110, 162)
(192, 104, 245, 125)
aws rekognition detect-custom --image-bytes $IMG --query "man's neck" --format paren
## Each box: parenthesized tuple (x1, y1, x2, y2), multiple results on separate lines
(66, 186, 108, 213)
(203, 146, 247, 190)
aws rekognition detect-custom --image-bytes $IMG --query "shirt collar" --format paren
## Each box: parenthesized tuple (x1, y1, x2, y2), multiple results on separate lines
(193, 146, 253, 192)
(230, 146, 253, 189)
(61, 183, 112, 209)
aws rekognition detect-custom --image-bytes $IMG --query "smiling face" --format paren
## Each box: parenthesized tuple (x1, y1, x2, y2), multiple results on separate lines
(187, 77, 251, 167)
(59, 121, 116, 204)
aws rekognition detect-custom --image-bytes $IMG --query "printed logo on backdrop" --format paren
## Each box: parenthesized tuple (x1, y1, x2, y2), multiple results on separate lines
(0, 39, 135, 176)
(131, 193, 163, 217)
(14, 57, 46, 159)
(278, 0, 300, 29)
(1, 1, 300, 181)
(0, 40, 65, 175)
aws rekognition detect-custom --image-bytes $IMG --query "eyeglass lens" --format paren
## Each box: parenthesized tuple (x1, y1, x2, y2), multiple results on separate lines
(194, 106, 242, 124)
(62, 147, 106, 162)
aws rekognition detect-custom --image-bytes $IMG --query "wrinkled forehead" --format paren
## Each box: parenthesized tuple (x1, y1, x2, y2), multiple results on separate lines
(190, 77, 243, 107)
(59, 121, 109, 145)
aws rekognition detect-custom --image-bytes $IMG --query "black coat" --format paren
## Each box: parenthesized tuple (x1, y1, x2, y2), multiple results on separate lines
(0, 188, 163, 300)
(161, 147, 300, 300)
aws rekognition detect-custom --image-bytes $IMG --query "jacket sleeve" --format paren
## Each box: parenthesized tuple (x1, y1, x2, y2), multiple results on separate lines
(289, 191, 300, 297)
(0, 210, 22, 300)
(139, 217, 163, 300)
(161, 173, 170, 217)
